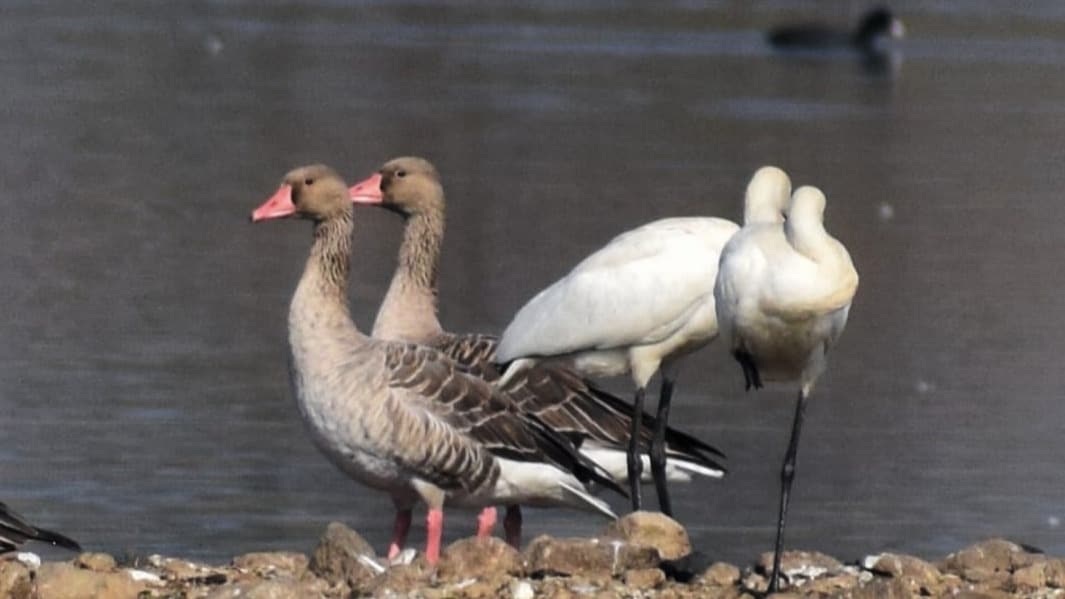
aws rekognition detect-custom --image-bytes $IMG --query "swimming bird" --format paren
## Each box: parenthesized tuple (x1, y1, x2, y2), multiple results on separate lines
(0, 501, 80, 553)
(714, 180, 858, 593)
(348, 156, 726, 541)
(492, 171, 790, 514)
(768, 7, 905, 54)
(250, 164, 621, 564)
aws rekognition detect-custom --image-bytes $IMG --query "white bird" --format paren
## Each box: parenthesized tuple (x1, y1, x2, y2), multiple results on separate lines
(495, 170, 790, 514)
(714, 178, 858, 593)
(348, 156, 726, 543)
(250, 164, 621, 564)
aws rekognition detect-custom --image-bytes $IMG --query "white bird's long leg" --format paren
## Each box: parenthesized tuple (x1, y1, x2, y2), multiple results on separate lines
(650, 375, 676, 516)
(768, 387, 809, 593)
(626, 387, 647, 511)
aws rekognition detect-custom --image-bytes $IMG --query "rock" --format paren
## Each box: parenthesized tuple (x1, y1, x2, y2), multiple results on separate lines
(756, 549, 844, 587)
(603, 511, 692, 560)
(800, 572, 861, 594)
(524, 535, 658, 579)
(367, 560, 434, 595)
(0, 560, 34, 599)
(37, 562, 148, 599)
(863, 552, 943, 594)
(511, 579, 535, 599)
(149, 554, 228, 584)
(440, 576, 510, 599)
(233, 551, 309, 580)
(940, 538, 1028, 581)
(849, 576, 913, 599)
(1011, 561, 1048, 591)
(623, 567, 666, 590)
(700, 561, 741, 587)
(75, 552, 117, 572)
(308, 522, 381, 593)
(1043, 558, 1065, 587)
(436, 536, 524, 581)
(204, 579, 326, 599)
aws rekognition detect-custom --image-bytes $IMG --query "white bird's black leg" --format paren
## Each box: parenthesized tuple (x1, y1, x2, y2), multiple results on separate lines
(650, 375, 675, 516)
(768, 388, 809, 594)
(627, 386, 646, 511)
(733, 350, 763, 390)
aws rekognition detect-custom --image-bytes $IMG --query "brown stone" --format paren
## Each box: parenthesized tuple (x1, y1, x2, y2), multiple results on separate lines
(756, 549, 844, 589)
(801, 572, 861, 594)
(232, 551, 309, 580)
(1011, 562, 1048, 591)
(37, 562, 148, 599)
(864, 552, 943, 594)
(149, 554, 227, 584)
(700, 561, 741, 587)
(0, 560, 34, 599)
(849, 576, 913, 599)
(524, 535, 658, 578)
(623, 567, 666, 590)
(940, 539, 1026, 581)
(308, 522, 382, 593)
(1044, 558, 1065, 587)
(367, 560, 434, 595)
(75, 552, 117, 572)
(602, 511, 692, 560)
(204, 579, 324, 599)
(436, 536, 524, 582)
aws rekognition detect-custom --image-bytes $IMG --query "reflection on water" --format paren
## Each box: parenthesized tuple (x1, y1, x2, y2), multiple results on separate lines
(2, 1, 1065, 563)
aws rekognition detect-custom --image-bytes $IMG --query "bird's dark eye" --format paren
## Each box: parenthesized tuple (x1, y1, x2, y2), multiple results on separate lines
(396, 170, 407, 178)
(305, 178, 314, 186)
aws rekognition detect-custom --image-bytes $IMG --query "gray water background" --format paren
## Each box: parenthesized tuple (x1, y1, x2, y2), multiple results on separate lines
(3, 1, 1065, 564)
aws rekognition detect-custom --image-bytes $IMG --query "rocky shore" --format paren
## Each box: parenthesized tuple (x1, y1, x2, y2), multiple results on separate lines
(3, 513, 1063, 598)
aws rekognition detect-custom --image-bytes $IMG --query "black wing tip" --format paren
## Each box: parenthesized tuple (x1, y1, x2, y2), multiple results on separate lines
(34, 528, 82, 552)
(584, 381, 729, 465)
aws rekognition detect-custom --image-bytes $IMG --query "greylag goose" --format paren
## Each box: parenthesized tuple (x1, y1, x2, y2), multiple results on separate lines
(348, 157, 726, 534)
(492, 169, 792, 514)
(0, 501, 80, 553)
(250, 164, 621, 564)
(714, 181, 858, 593)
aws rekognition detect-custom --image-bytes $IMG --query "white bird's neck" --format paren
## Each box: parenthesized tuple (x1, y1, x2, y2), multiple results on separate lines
(784, 215, 834, 263)
(372, 209, 445, 342)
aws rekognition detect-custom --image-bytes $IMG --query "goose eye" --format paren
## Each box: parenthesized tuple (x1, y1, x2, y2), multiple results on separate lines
(305, 178, 314, 186)
(396, 170, 407, 178)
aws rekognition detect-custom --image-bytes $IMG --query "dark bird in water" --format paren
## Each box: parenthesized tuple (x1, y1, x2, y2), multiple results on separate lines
(768, 7, 905, 53)
(0, 502, 81, 553)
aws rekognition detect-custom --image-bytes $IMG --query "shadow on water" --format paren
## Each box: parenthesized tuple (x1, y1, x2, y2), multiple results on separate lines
(2, 1, 1065, 563)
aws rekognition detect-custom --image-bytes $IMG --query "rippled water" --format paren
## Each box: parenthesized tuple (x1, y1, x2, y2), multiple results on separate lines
(2, 1, 1065, 564)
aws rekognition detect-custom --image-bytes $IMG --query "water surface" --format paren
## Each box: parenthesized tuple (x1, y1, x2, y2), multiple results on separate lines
(2, 1, 1064, 563)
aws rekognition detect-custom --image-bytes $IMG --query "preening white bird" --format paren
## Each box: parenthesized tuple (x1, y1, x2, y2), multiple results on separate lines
(496, 169, 790, 514)
(714, 180, 858, 593)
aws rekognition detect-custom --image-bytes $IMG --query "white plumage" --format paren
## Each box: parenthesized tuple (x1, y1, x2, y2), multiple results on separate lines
(713, 177, 858, 594)
(497, 168, 792, 514)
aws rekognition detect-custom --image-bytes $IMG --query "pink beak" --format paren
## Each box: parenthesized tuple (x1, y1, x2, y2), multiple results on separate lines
(250, 184, 296, 222)
(349, 173, 384, 204)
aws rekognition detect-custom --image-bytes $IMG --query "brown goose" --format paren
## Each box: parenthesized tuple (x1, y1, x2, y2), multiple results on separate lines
(0, 501, 80, 553)
(250, 164, 620, 564)
(348, 157, 725, 533)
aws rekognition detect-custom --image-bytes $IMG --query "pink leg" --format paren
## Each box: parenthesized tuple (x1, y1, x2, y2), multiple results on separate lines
(476, 507, 497, 538)
(425, 508, 444, 565)
(503, 505, 522, 549)
(387, 508, 412, 560)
